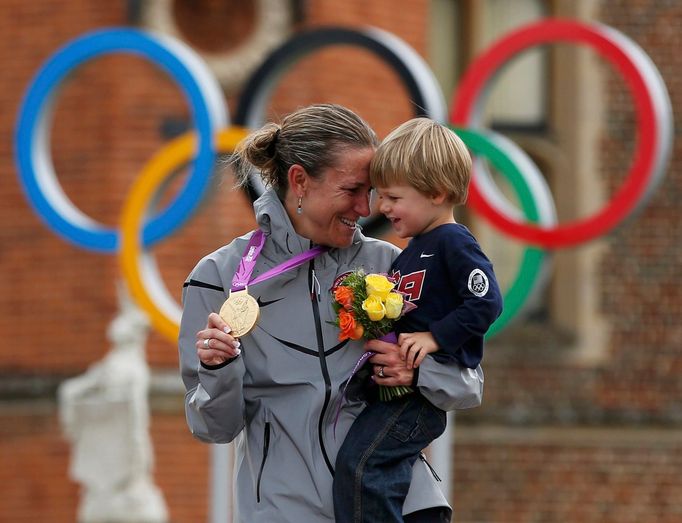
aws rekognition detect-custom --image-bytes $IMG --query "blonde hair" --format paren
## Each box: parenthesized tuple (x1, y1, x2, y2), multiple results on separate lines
(370, 118, 472, 205)
(231, 104, 377, 194)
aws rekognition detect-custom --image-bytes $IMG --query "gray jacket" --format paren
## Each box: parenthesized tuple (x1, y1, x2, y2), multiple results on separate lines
(179, 190, 484, 522)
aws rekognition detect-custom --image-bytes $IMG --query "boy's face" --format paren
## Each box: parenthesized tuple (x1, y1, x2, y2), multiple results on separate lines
(376, 184, 452, 238)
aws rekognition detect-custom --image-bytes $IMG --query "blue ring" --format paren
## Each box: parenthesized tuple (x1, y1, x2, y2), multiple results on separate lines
(14, 28, 225, 252)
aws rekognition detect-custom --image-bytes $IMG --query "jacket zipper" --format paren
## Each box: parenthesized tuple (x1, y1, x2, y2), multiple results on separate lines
(420, 452, 442, 482)
(309, 260, 335, 475)
(256, 422, 271, 502)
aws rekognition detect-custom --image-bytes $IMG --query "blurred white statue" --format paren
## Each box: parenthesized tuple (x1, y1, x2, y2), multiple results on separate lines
(58, 283, 169, 523)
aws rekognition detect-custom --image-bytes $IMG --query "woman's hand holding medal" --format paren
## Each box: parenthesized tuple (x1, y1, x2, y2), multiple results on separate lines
(196, 312, 242, 366)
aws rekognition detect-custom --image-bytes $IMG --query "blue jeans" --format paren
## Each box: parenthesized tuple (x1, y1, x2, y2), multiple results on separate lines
(333, 393, 448, 523)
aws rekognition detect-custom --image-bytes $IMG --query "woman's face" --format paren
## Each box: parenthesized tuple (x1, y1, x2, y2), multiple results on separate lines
(298, 147, 374, 248)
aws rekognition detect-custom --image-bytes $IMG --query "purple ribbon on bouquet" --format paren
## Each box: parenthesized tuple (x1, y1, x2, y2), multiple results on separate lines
(333, 332, 400, 437)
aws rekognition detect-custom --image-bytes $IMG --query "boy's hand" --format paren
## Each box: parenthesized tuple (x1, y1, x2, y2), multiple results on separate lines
(398, 332, 439, 369)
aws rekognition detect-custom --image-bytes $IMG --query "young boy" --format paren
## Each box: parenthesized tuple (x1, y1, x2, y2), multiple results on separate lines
(333, 118, 503, 522)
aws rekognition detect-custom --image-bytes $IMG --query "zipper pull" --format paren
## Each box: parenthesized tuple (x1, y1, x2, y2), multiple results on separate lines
(420, 452, 442, 482)
(311, 269, 321, 302)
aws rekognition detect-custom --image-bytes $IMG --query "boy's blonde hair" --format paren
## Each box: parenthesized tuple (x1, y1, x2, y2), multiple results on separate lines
(370, 118, 472, 205)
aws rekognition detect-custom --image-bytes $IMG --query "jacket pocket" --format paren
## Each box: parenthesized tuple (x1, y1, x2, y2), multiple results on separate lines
(256, 421, 271, 503)
(389, 396, 446, 444)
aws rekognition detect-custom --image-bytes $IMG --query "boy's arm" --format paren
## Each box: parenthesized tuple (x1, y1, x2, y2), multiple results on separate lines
(430, 240, 503, 368)
(398, 331, 439, 368)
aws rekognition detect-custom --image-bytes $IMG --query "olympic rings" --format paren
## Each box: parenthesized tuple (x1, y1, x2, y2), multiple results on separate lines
(120, 127, 249, 342)
(14, 21, 672, 341)
(14, 28, 227, 252)
(451, 19, 673, 248)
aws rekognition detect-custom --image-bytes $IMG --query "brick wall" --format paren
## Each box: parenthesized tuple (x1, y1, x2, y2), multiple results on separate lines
(0, 405, 209, 523)
(453, 427, 682, 523)
(1, 1, 681, 522)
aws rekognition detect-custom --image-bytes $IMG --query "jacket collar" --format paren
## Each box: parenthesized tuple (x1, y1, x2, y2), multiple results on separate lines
(253, 189, 310, 256)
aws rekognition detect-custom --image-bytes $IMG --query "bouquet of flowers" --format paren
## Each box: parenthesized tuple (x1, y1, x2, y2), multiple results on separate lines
(331, 270, 415, 401)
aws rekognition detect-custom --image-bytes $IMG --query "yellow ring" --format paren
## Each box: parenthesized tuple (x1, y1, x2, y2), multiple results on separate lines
(119, 126, 249, 343)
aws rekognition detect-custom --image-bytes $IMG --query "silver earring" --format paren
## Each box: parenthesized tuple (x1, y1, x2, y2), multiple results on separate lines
(297, 196, 303, 215)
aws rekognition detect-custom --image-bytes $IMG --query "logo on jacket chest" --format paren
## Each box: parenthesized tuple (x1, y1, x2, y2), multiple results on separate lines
(331, 271, 353, 290)
(391, 269, 425, 302)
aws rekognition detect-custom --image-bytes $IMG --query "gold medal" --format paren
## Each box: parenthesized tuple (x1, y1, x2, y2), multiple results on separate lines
(219, 289, 260, 337)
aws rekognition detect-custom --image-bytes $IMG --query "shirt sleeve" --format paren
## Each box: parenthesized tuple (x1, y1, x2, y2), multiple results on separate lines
(429, 235, 503, 368)
(415, 357, 484, 411)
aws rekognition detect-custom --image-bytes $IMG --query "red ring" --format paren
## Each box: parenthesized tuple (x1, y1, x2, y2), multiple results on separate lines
(451, 19, 657, 248)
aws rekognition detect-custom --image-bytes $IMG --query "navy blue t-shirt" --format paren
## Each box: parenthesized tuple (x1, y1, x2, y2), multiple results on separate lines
(391, 223, 503, 368)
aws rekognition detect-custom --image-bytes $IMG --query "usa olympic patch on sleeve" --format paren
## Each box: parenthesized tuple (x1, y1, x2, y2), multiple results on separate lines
(468, 268, 490, 297)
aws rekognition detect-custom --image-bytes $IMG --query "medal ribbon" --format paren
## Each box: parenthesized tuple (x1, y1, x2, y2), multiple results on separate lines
(231, 229, 328, 291)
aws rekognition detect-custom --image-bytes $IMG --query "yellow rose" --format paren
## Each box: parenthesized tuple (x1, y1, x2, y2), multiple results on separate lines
(384, 292, 404, 319)
(362, 294, 386, 321)
(365, 274, 395, 301)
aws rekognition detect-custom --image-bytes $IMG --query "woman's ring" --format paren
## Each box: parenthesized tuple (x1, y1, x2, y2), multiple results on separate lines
(203, 338, 211, 349)
(378, 365, 385, 378)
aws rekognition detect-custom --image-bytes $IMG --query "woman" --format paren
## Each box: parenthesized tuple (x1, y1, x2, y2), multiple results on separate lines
(179, 104, 483, 522)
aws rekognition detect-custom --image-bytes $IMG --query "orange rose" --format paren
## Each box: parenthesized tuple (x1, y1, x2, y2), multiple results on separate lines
(338, 310, 364, 341)
(334, 286, 354, 310)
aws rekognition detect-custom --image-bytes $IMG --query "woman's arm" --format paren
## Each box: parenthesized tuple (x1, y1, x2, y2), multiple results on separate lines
(179, 258, 247, 443)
